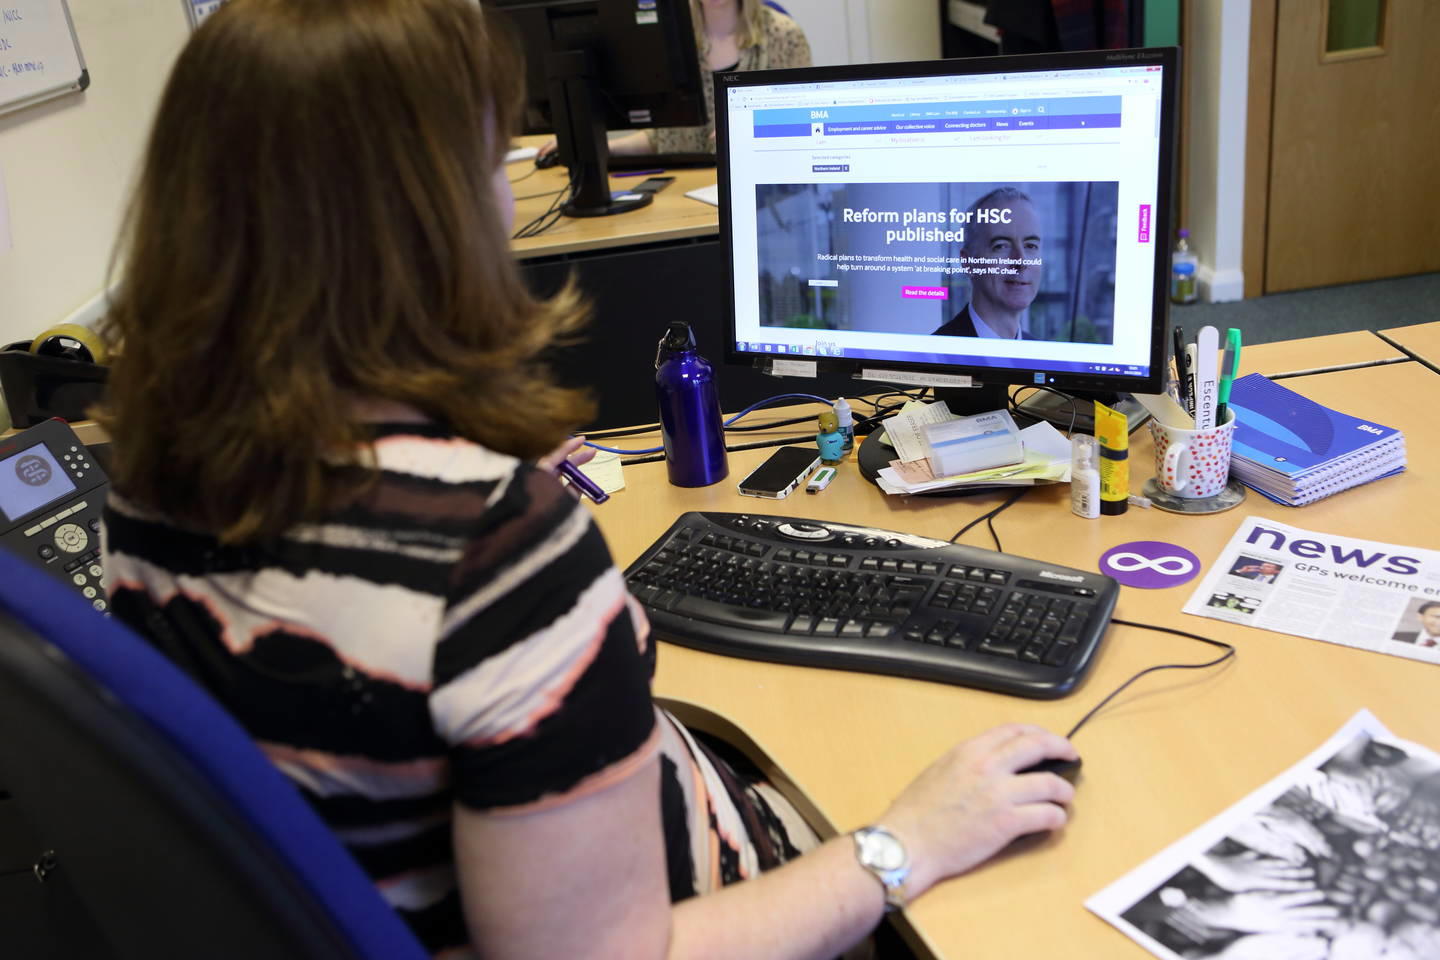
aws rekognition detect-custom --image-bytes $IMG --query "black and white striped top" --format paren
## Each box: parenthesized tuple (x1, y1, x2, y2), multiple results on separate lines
(102, 424, 813, 956)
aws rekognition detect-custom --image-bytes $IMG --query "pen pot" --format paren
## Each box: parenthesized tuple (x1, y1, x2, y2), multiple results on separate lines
(1149, 408, 1236, 499)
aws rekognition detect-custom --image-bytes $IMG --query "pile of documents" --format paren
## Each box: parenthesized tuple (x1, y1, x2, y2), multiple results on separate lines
(875, 401, 1072, 496)
(1226, 373, 1406, 506)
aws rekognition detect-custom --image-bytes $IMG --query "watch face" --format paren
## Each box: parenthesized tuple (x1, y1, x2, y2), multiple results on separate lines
(861, 830, 906, 871)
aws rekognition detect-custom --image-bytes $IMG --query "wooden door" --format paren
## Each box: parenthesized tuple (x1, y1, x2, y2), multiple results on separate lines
(1260, 0, 1440, 293)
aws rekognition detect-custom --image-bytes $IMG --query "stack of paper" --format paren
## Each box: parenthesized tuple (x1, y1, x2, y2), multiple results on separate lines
(1226, 373, 1406, 506)
(874, 401, 1072, 496)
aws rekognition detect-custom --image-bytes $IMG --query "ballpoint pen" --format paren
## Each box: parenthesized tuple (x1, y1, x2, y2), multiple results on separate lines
(1215, 328, 1242, 426)
(1172, 325, 1190, 409)
(557, 459, 610, 504)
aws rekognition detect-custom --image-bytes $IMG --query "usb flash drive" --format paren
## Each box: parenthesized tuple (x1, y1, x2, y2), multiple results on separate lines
(806, 466, 836, 493)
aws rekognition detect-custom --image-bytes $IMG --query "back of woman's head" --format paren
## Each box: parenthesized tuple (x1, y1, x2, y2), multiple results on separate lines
(101, 0, 591, 542)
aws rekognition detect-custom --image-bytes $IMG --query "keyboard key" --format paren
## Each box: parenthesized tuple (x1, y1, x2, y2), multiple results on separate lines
(864, 621, 895, 638)
(919, 562, 943, 575)
(839, 621, 866, 638)
(789, 615, 816, 634)
(815, 617, 842, 637)
(672, 595, 789, 632)
(980, 637, 1022, 657)
(1044, 642, 1077, 667)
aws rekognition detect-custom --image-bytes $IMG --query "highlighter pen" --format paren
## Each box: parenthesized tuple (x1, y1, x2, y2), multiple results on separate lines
(1215, 328, 1242, 427)
(1094, 401, 1129, 516)
(557, 460, 610, 505)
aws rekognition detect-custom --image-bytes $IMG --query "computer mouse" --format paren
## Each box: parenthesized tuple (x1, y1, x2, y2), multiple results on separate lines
(1019, 756, 1082, 783)
(534, 150, 560, 170)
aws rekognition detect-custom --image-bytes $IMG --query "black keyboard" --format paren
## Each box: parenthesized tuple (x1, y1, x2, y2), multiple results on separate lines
(624, 512, 1119, 699)
(608, 151, 717, 170)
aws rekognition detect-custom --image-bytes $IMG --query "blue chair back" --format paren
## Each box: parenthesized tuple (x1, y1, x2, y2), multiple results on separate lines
(0, 547, 429, 960)
(763, 0, 789, 15)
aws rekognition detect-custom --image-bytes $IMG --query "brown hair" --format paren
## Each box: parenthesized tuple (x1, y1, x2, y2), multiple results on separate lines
(98, 0, 591, 543)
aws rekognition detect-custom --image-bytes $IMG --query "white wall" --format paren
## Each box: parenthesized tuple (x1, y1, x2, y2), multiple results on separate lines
(779, 0, 940, 66)
(0, 0, 187, 345)
(1184, 0, 1249, 302)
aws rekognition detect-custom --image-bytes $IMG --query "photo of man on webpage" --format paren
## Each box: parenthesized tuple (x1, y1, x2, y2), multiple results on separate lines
(753, 180, 1119, 344)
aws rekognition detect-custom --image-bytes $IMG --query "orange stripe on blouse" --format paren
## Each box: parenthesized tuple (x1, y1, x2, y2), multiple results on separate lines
(481, 723, 662, 817)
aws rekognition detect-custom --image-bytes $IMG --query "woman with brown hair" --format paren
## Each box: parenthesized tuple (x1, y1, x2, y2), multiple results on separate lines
(99, 2, 1078, 958)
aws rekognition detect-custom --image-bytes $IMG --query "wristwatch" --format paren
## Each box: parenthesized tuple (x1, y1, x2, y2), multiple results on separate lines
(852, 825, 910, 912)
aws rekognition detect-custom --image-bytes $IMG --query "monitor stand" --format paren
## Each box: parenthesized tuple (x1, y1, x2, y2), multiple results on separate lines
(547, 50, 652, 219)
(854, 382, 1149, 492)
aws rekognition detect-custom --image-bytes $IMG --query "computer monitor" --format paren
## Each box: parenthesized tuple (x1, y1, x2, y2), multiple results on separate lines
(488, 0, 705, 217)
(716, 48, 1178, 437)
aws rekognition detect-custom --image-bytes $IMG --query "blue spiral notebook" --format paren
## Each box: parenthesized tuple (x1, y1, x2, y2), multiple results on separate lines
(1227, 373, 1406, 505)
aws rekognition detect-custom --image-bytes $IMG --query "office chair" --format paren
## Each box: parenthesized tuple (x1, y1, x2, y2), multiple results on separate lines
(0, 549, 429, 960)
(763, 0, 790, 15)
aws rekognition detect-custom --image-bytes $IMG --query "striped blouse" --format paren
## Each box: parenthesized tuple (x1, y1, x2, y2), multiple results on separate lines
(102, 424, 813, 956)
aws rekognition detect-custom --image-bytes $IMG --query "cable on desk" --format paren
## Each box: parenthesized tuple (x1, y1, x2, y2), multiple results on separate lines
(583, 393, 837, 454)
(948, 488, 1029, 550)
(512, 172, 576, 240)
(1062, 619, 1236, 741)
(1009, 384, 1082, 436)
(507, 165, 540, 187)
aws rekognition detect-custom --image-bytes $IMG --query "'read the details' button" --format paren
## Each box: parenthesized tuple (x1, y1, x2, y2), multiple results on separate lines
(901, 286, 949, 300)
(812, 164, 850, 173)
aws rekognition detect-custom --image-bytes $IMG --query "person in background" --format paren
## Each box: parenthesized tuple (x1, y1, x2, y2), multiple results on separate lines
(540, 0, 812, 160)
(97, 2, 1077, 958)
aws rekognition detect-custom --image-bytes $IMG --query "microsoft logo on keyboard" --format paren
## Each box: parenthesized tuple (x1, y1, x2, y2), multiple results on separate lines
(1038, 570, 1085, 582)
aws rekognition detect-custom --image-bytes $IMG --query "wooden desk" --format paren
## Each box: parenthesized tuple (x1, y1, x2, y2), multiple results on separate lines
(1239, 330, 1407, 378)
(506, 143, 720, 260)
(1378, 320, 1440, 370)
(589, 350, 1437, 960)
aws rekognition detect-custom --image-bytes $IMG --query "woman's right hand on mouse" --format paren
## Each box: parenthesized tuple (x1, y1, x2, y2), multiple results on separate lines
(877, 723, 1078, 898)
(536, 139, 558, 162)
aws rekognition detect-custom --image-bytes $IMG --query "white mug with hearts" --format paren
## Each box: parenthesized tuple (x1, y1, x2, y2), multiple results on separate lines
(1148, 408, 1236, 499)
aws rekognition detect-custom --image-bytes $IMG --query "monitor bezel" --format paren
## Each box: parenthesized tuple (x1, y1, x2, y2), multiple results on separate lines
(715, 46, 1179, 399)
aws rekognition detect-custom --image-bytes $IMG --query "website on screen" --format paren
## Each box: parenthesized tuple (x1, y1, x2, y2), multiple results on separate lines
(726, 64, 1165, 379)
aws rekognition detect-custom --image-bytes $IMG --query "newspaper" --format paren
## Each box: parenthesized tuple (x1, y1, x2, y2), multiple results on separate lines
(1088, 710, 1440, 960)
(1184, 517, 1440, 666)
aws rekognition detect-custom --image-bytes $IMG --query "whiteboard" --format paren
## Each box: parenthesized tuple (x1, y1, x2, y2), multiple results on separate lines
(0, 1, 88, 116)
(183, 0, 230, 30)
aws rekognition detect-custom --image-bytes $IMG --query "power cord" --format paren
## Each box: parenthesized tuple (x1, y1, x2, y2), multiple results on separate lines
(948, 488, 1029, 550)
(1009, 384, 1082, 436)
(512, 172, 576, 240)
(1063, 619, 1237, 741)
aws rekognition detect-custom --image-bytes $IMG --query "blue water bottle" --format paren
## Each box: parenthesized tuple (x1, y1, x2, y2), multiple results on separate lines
(655, 322, 728, 487)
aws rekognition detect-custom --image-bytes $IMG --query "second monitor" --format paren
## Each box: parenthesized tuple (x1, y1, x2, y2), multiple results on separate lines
(489, 0, 706, 217)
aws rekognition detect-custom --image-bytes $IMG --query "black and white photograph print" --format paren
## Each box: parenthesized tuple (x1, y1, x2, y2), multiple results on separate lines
(1227, 556, 1283, 585)
(1090, 713, 1440, 960)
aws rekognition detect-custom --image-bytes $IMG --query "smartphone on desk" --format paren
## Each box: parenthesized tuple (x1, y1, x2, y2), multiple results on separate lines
(632, 176, 675, 194)
(737, 446, 821, 500)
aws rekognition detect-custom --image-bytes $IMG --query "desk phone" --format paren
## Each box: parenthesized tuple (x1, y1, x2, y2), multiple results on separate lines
(0, 419, 108, 612)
